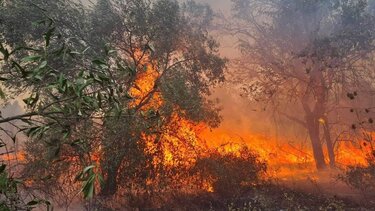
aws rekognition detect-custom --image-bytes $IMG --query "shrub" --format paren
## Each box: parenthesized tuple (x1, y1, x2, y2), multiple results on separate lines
(339, 151, 375, 202)
(193, 144, 266, 197)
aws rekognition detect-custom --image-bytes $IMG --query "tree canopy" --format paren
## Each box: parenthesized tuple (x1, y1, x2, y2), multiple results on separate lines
(0, 0, 227, 208)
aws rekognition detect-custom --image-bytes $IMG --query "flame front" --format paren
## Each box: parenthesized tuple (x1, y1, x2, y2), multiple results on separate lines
(117, 49, 373, 191)
(4, 50, 372, 196)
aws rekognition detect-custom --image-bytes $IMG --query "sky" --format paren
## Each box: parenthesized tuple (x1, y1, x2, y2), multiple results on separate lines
(192, 0, 238, 58)
(197, 0, 230, 11)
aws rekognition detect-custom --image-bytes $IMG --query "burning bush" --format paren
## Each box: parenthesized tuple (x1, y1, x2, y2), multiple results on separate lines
(339, 151, 375, 201)
(194, 144, 266, 197)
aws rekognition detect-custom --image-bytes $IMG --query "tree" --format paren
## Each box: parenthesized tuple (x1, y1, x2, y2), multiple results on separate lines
(91, 0, 226, 197)
(231, 0, 375, 169)
(1, 0, 226, 205)
(0, 0, 136, 205)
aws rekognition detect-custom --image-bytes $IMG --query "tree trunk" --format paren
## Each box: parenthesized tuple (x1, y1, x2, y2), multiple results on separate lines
(100, 160, 121, 197)
(303, 70, 328, 170)
(305, 113, 327, 170)
(323, 118, 335, 167)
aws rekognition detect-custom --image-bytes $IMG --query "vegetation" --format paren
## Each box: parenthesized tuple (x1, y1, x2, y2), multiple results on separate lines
(194, 144, 266, 198)
(0, 0, 230, 209)
(340, 151, 375, 206)
(0, 0, 374, 210)
(231, 0, 375, 170)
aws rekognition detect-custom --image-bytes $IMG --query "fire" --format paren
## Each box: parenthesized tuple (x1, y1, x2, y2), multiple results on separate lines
(125, 49, 372, 191)
(199, 127, 373, 180)
(199, 128, 313, 179)
(143, 113, 204, 168)
(0, 151, 25, 162)
(127, 50, 203, 168)
(128, 62, 162, 109)
(336, 140, 371, 166)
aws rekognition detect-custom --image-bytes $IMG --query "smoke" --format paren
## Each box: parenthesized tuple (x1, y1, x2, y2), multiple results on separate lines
(0, 100, 24, 155)
(191, 0, 314, 143)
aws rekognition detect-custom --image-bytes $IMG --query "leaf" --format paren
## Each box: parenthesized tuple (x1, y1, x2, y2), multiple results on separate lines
(97, 173, 104, 186)
(43, 27, 56, 47)
(63, 131, 70, 139)
(0, 87, 5, 99)
(23, 93, 39, 107)
(22, 55, 42, 62)
(107, 50, 116, 54)
(92, 59, 108, 69)
(26, 126, 42, 137)
(12, 46, 40, 52)
(76, 165, 99, 199)
(104, 45, 116, 55)
(33, 74, 43, 81)
(0, 42, 9, 60)
(27, 125, 50, 138)
(69, 51, 81, 56)
(39, 61, 47, 69)
(82, 47, 90, 54)
(27, 200, 40, 206)
(83, 179, 95, 199)
(82, 165, 95, 175)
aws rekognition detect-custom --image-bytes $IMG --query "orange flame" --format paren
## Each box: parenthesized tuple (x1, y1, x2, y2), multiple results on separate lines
(199, 127, 373, 180)
(127, 49, 372, 190)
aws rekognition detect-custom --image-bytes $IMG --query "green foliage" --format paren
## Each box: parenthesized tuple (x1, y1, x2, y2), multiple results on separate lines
(0, 7, 124, 206)
(1, 0, 226, 208)
(75, 165, 104, 199)
(0, 0, 88, 49)
(0, 18, 124, 126)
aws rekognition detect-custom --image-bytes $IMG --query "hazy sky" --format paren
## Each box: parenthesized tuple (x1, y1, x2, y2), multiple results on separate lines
(197, 0, 237, 58)
(196, 0, 231, 12)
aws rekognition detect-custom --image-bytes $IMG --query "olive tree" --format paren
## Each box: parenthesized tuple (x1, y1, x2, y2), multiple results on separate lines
(93, 0, 226, 196)
(0, 0, 134, 206)
(1, 0, 226, 204)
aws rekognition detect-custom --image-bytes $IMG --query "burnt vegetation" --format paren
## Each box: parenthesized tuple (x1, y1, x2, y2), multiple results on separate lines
(0, 0, 375, 210)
